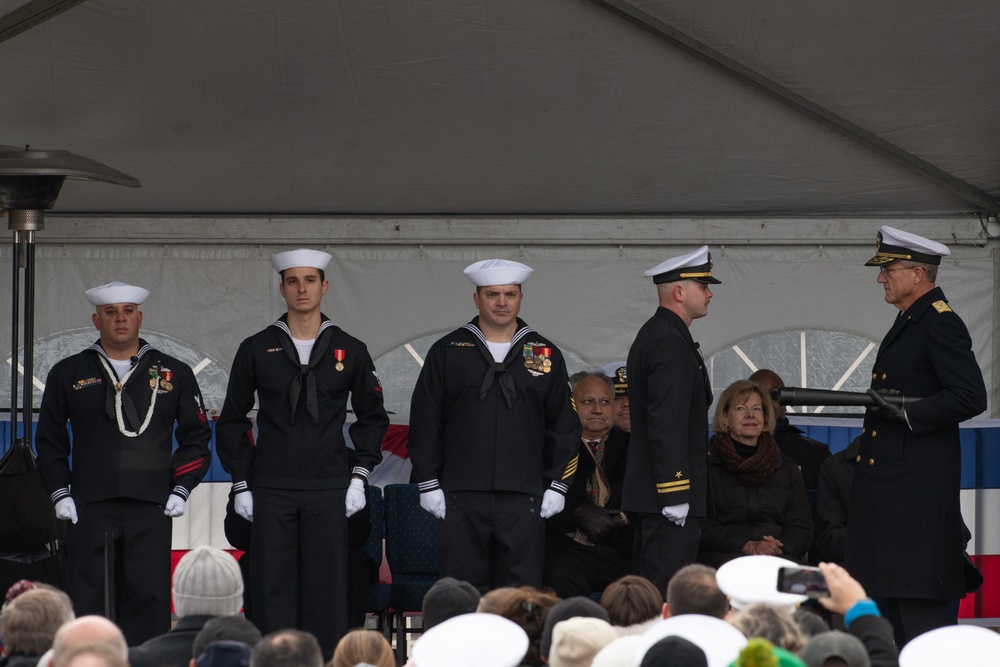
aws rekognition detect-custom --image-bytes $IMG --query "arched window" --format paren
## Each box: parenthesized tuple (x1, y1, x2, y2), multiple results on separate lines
(706, 329, 880, 415)
(4, 328, 230, 416)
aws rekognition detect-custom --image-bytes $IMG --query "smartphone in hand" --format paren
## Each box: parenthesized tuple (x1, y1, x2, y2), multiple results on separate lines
(777, 566, 830, 598)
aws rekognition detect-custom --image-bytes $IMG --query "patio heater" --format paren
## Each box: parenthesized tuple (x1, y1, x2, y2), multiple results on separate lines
(0, 145, 140, 451)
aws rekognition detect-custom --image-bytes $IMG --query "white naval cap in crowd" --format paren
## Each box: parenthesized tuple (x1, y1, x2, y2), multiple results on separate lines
(864, 225, 951, 267)
(898, 624, 1000, 667)
(411, 613, 529, 667)
(85, 282, 150, 306)
(716, 555, 808, 612)
(644, 245, 722, 285)
(463, 258, 534, 287)
(635, 614, 747, 667)
(271, 248, 333, 273)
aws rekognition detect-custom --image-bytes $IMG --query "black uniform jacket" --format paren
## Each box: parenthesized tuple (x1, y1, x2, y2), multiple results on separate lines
(847, 286, 986, 600)
(36, 340, 211, 505)
(699, 435, 814, 567)
(408, 318, 580, 496)
(216, 315, 387, 491)
(623, 307, 711, 515)
(773, 418, 831, 491)
(547, 427, 632, 550)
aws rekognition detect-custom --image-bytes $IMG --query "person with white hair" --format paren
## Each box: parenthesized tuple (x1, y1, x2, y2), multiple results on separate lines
(35, 282, 212, 645)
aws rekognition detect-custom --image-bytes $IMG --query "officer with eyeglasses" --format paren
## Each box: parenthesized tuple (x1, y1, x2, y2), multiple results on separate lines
(846, 226, 986, 646)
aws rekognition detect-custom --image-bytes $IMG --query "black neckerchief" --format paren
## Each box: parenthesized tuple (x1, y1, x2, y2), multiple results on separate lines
(461, 317, 534, 409)
(270, 315, 336, 424)
(90, 339, 154, 430)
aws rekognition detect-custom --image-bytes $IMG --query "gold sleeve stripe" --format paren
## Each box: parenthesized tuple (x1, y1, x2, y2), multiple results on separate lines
(657, 483, 690, 494)
(562, 455, 579, 480)
(656, 479, 689, 489)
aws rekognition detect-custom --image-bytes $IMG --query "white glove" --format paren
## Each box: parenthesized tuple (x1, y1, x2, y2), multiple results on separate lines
(540, 489, 565, 519)
(235, 491, 253, 522)
(419, 489, 446, 520)
(164, 493, 187, 518)
(661, 502, 690, 527)
(54, 497, 78, 524)
(345, 478, 367, 517)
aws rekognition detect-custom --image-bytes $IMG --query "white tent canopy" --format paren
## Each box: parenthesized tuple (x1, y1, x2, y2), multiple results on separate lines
(0, 0, 996, 414)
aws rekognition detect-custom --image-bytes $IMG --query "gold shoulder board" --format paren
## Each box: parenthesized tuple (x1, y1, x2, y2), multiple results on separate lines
(931, 300, 952, 313)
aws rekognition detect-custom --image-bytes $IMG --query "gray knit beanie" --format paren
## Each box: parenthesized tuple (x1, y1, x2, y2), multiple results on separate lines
(172, 546, 244, 617)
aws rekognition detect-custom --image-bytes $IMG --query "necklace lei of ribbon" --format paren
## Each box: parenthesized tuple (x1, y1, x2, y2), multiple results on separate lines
(98, 356, 159, 438)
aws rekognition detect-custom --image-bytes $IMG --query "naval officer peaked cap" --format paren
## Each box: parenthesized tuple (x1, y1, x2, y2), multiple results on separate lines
(85, 282, 150, 306)
(644, 245, 722, 285)
(865, 225, 950, 266)
(463, 258, 534, 287)
(271, 248, 333, 273)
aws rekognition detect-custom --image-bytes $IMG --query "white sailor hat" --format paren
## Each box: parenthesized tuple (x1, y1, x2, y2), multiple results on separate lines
(716, 555, 808, 611)
(899, 624, 1000, 667)
(644, 245, 721, 285)
(864, 225, 950, 267)
(463, 258, 534, 287)
(85, 282, 150, 306)
(597, 361, 628, 397)
(635, 615, 747, 667)
(271, 249, 332, 273)
(411, 613, 529, 667)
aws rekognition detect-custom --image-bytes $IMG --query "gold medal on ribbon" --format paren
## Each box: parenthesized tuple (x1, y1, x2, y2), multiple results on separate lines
(334, 348, 346, 372)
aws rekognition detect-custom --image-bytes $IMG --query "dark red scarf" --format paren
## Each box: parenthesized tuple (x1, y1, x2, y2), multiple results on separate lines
(713, 431, 782, 485)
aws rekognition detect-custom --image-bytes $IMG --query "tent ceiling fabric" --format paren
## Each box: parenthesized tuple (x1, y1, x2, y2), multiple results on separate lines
(0, 0, 997, 216)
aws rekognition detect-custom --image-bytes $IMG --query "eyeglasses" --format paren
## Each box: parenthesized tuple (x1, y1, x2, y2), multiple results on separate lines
(879, 266, 916, 277)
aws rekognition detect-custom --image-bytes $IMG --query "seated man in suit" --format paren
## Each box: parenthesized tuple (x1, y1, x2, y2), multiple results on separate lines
(544, 372, 632, 598)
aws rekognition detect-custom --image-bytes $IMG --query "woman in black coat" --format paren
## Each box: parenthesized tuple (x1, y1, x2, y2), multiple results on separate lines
(698, 380, 813, 568)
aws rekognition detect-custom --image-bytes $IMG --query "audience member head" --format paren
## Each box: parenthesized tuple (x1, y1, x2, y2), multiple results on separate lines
(599, 575, 661, 628)
(548, 617, 617, 667)
(192, 616, 263, 659)
(3, 579, 37, 607)
(330, 630, 394, 667)
(729, 604, 806, 654)
(711, 380, 776, 438)
(0, 587, 75, 655)
(636, 615, 747, 667)
(173, 546, 245, 618)
(194, 641, 252, 667)
(55, 640, 129, 667)
(538, 595, 610, 661)
(730, 637, 806, 667)
(793, 608, 830, 639)
(476, 587, 516, 614)
(411, 613, 529, 667)
(421, 577, 480, 630)
(495, 586, 560, 666)
(898, 624, 1000, 667)
(665, 564, 729, 619)
(715, 556, 807, 612)
(639, 635, 707, 667)
(570, 372, 616, 440)
(52, 616, 127, 667)
(748, 369, 786, 422)
(251, 630, 322, 667)
(799, 631, 870, 667)
(590, 635, 643, 667)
